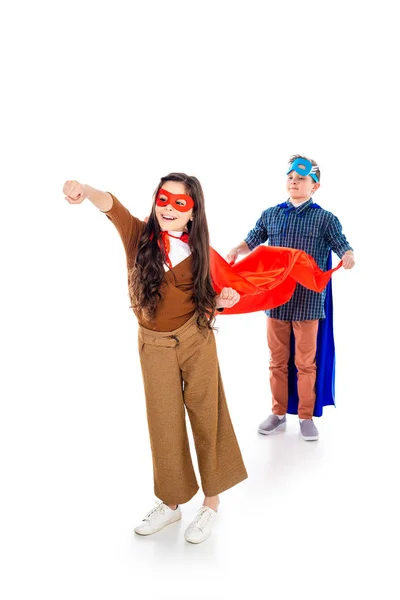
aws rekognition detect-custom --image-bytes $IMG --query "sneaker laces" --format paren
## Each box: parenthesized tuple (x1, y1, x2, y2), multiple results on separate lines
(189, 507, 214, 531)
(143, 501, 168, 522)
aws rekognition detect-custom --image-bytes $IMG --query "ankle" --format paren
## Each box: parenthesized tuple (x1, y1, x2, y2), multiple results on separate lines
(203, 496, 220, 512)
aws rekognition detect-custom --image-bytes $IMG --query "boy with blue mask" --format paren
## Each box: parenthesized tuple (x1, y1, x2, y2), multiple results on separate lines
(226, 155, 355, 441)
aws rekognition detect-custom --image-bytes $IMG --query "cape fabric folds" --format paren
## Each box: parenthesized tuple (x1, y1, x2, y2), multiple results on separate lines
(209, 246, 341, 314)
(209, 246, 341, 417)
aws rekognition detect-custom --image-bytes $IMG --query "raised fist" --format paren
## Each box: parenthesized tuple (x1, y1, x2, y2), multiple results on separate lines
(63, 180, 87, 204)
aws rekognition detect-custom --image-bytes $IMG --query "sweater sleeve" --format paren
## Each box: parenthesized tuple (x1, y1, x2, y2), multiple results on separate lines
(103, 194, 146, 257)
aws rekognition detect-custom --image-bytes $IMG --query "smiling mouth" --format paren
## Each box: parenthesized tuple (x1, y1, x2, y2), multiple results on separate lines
(161, 215, 177, 221)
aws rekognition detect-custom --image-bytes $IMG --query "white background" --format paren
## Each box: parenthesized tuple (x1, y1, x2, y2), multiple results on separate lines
(1, 1, 399, 599)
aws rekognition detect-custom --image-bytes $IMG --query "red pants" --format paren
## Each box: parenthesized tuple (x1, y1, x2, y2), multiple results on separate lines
(267, 317, 319, 419)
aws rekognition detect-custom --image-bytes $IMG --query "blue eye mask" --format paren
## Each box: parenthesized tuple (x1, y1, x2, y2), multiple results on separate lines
(287, 158, 319, 182)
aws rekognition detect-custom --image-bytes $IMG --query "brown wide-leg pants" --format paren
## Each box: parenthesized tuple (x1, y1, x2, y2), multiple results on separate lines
(267, 317, 319, 420)
(138, 313, 248, 505)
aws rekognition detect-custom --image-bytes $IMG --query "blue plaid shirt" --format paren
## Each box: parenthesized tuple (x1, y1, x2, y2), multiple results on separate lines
(245, 199, 353, 321)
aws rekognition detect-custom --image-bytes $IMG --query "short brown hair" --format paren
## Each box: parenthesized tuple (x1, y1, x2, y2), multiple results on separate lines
(288, 154, 320, 182)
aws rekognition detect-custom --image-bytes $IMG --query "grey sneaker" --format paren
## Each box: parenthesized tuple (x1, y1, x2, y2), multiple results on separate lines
(258, 414, 286, 435)
(300, 419, 319, 441)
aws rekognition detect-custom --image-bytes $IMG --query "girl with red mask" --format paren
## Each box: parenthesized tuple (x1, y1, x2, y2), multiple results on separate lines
(62, 173, 247, 545)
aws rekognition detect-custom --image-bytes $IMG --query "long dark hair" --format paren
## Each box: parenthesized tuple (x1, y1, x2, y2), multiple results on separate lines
(129, 173, 217, 329)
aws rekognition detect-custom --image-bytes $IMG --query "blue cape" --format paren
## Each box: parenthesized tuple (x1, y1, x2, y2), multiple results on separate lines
(287, 252, 335, 417)
(276, 201, 335, 417)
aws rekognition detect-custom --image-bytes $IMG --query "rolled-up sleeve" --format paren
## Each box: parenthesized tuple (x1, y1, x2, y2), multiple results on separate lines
(245, 211, 269, 251)
(324, 214, 353, 258)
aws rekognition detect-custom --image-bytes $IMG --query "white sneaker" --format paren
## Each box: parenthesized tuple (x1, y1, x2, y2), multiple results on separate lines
(184, 506, 217, 544)
(134, 501, 182, 536)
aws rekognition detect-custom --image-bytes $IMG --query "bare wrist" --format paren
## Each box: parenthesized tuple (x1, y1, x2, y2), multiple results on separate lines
(82, 184, 92, 199)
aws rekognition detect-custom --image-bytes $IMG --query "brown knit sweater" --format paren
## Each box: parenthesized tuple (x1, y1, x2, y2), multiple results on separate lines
(104, 194, 196, 331)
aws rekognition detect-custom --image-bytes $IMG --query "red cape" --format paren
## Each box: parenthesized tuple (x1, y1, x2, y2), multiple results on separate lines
(210, 246, 342, 315)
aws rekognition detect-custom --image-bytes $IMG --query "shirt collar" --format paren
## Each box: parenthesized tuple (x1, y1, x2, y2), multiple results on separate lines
(167, 230, 184, 237)
(286, 198, 313, 213)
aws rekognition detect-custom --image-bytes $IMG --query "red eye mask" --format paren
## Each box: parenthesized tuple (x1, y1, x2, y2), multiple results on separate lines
(156, 188, 195, 213)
